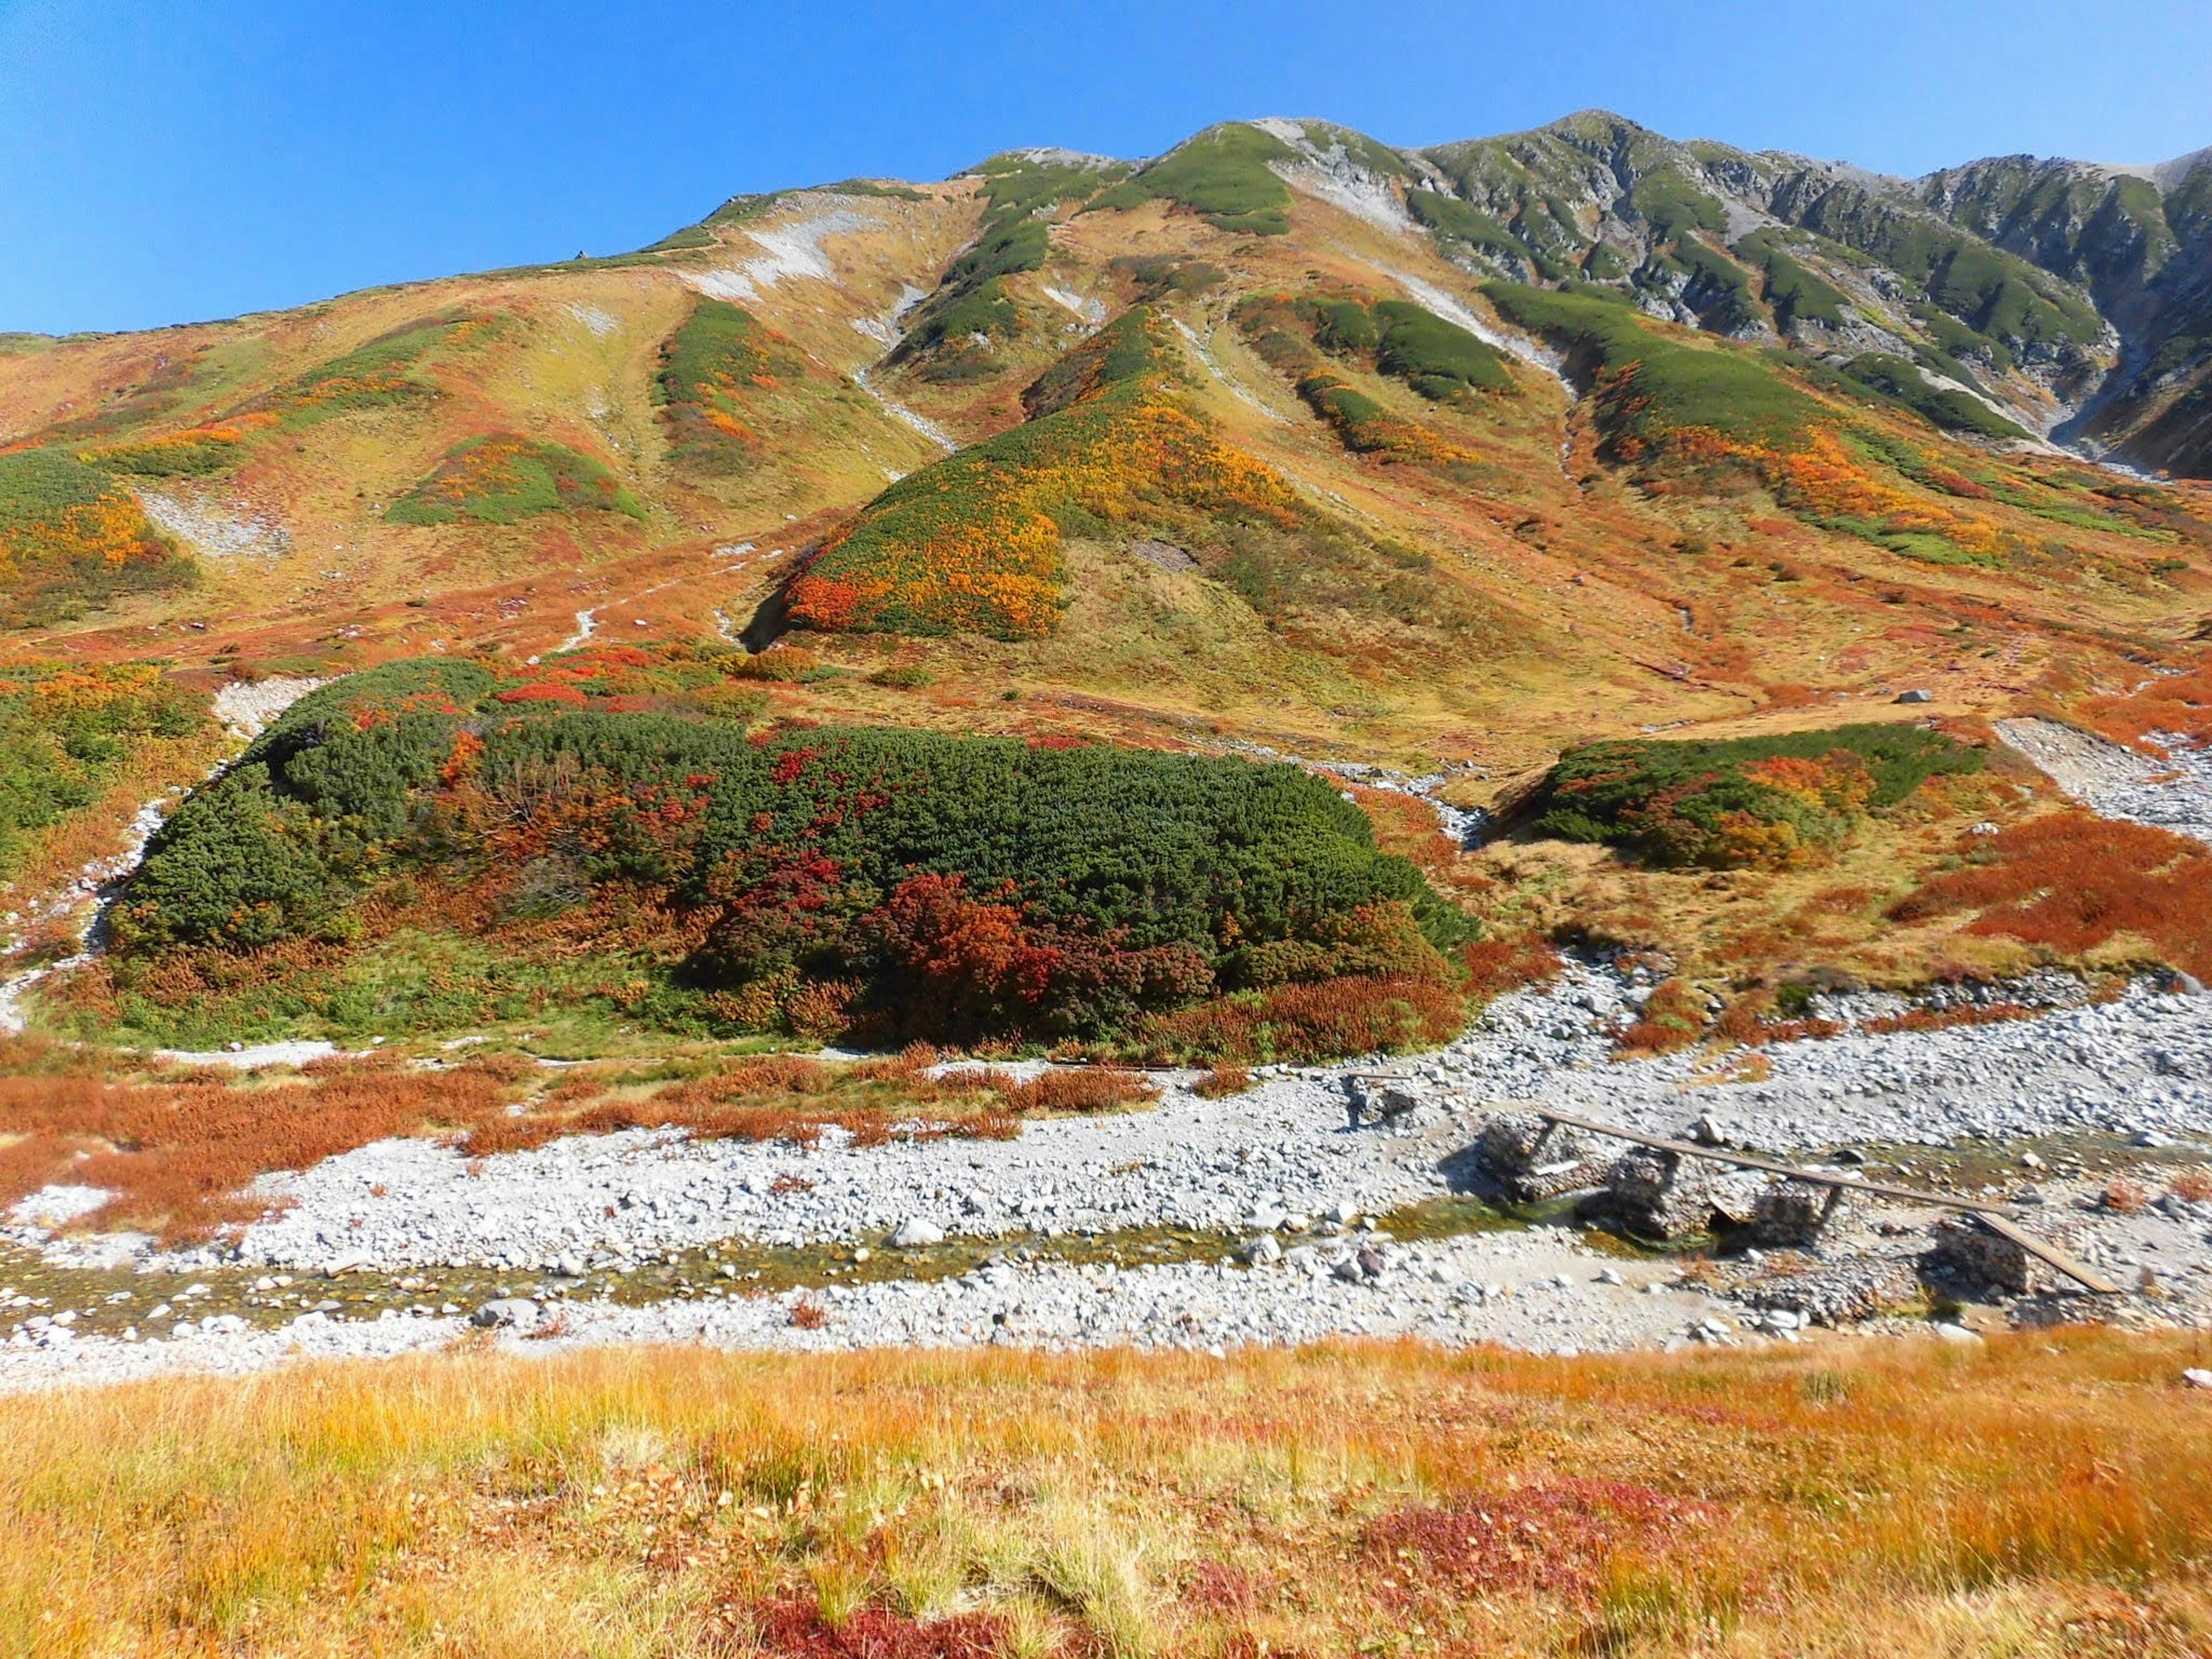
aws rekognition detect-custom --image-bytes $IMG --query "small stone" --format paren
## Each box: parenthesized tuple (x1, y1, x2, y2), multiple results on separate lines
(1894, 689, 1933, 704)
(1933, 1322, 1982, 1344)
(2019, 1152, 2044, 1171)
(889, 1218, 945, 1249)
(1332, 1200, 1359, 1226)
(1243, 1234, 1283, 1266)
(2183, 1368, 2212, 1391)
(1331, 1256, 1365, 1284)
(1355, 1247, 1385, 1279)
(1596, 1267, 1623, 1286)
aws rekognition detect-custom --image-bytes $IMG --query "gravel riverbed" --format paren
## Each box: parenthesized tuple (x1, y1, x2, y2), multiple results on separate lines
(6, 961, 2210, 1391)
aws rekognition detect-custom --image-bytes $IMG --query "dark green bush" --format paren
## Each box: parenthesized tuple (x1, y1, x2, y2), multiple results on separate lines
(1838, 354, 2028, 440)
(1370, 301, 1512, 395)
(1483, 282, 1824, 453)
(385, 435, 643, 526)
(1733, 230, 1849, 330)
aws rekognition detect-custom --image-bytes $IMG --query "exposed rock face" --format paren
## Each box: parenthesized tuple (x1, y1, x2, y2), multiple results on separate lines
(1397, 111, 2211, 474)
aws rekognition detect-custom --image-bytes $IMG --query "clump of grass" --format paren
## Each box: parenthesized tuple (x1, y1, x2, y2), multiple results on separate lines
(1190, 1064, 1252, 1099)
(2167, 1168, 2212, 1203)
(465, 1056, 1153, 1157)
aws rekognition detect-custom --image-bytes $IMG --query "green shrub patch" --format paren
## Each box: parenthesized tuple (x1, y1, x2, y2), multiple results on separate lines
(386, 434, 643, 526)
(113, 656, 1472, 1049)
(1523, 724, 1982, 869)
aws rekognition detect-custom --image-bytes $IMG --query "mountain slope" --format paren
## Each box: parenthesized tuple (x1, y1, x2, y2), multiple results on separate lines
(2, 111, 2211, 1046)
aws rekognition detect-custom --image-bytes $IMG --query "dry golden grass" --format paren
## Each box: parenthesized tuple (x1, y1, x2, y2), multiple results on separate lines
(2, 1331, 2208, 1657)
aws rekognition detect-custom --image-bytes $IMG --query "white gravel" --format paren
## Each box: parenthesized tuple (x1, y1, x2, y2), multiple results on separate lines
(0, 1226, 1751, 1392)
(1998, 716, 2212, 844)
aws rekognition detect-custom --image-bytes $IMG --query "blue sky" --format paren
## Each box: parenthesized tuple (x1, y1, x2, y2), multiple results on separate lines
(2, 0, 2207, 335)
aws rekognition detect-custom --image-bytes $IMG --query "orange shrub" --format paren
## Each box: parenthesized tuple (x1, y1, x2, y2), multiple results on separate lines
(0, 1060, 515, 1240)
(1143, 975, 1463, 1065)
(1192, 1063, 1253, 1099)
(1617, 978, 1709, 1055)
(1460, 933, 1561, 999)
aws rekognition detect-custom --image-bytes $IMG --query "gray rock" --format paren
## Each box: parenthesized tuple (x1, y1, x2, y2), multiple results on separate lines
(1751, 1179, 1846, 1247)
(1894, 689, 1933, 704)
(1687, 1112, 1731, 1147)
(889, 1218, 945, 1249)
(1928, 1215, 2068, 1297)
(1242, 1234, 1283, 1266)
(469, 1297, 539, 1331)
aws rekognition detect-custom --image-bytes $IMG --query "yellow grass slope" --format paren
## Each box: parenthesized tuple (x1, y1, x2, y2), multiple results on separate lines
(3, 1331, 2209, 1657)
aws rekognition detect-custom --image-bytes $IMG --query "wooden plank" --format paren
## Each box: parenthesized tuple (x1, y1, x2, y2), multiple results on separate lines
(1533, 1108, 2124, 1296)
(1533, 1108, 2021, 1215)
(1973, 1212, 2123, 1297)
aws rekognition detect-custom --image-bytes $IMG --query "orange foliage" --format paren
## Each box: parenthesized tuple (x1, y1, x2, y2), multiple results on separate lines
(2075, 656, 2212, 748)
(463, 1054, 1149, 1158)
(1657, 426, 2003, 560)
(0, 491, 171, 584)
(1460, 933, 1562, 1000)
(0, 1054, 516, 1240)
(789, 372, 1301, 639)
(1892, 811, 2212, 976)
(1617, 978, 1709, 1055)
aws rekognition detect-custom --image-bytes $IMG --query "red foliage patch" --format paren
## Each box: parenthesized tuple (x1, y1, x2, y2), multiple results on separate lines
(745, 1600, 1006, 1659)
(1891, 810, 2212, 976)
(494, 683, 589, 706)
(1366, 1479, 1709, 1601)
(1460, 933, 1560, 1000)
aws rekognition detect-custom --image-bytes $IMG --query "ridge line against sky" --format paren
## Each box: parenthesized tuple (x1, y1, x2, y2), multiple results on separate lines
(1, 0, 2207, 336)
